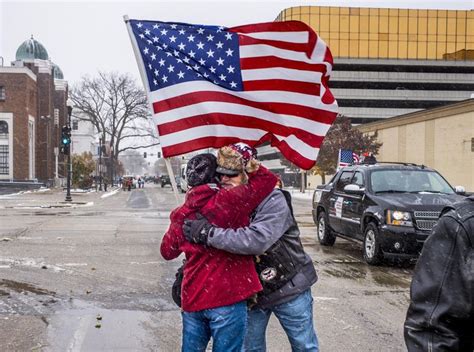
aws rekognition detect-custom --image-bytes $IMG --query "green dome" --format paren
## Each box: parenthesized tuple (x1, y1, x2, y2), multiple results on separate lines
(52, 62, 64, 79)
(15, 35, 49, 61)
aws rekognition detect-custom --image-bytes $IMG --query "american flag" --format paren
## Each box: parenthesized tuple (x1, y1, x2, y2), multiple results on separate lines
(338, 149, 360, 168)
(127, 19, 338, 169)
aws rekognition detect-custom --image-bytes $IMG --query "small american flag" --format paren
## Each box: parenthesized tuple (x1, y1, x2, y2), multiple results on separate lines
(127, 19, 338, 169)
(338, 149, 359, 168)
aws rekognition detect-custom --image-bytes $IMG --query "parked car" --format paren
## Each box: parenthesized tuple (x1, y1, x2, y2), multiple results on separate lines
(312, 162, 466, 265)
(160, 175, 171, 188)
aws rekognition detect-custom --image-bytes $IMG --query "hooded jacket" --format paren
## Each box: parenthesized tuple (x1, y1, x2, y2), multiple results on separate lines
(160, 166, 277, 312)
(208, 189, 318, 309)
(404, 195, 474, 351)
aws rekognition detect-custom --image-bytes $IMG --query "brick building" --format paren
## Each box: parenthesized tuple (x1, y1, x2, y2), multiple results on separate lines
(0, 36, 69, 183)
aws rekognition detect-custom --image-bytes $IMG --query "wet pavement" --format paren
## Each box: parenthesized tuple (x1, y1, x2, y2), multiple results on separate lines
(0, 185, 414, 351)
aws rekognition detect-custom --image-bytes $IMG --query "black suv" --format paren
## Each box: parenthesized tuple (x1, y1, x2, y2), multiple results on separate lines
(160, 175, 171, 188)
(312, 163, 465, 265)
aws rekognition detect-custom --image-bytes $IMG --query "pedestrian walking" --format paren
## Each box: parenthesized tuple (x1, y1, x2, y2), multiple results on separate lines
(183, 143, 319, 352)
(404, 195, 474, 351)
(160, 150, 277, 352)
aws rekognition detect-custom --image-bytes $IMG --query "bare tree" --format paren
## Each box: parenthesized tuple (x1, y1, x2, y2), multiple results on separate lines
(69, 71, 159, 179)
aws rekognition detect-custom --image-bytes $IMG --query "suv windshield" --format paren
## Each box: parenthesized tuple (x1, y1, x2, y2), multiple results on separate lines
(370, 169, 454, 194)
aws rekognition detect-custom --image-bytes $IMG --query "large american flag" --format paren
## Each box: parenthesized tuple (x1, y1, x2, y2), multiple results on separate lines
(128, 19, 338, 169)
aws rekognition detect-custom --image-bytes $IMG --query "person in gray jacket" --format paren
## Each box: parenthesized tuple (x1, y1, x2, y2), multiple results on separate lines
(183, 143, 319, 352)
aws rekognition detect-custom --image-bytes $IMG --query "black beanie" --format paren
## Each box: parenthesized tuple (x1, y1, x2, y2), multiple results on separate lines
(186, 153, 217, 187)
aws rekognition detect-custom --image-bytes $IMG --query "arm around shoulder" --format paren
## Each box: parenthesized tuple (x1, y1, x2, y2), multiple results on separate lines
(208, 190, 292, 255)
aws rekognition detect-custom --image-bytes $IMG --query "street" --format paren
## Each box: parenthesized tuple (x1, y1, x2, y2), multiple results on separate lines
(0, 184, 412, 351)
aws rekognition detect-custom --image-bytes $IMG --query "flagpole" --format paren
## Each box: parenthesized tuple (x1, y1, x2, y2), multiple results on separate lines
(337, 149, 342, 171)
(124, 15, 180, 205)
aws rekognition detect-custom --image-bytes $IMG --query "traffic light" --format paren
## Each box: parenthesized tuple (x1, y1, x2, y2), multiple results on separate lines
(143, 152, 147, 158)
(60, 125, 71, 154)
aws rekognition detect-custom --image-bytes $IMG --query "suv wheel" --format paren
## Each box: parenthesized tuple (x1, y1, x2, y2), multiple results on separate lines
(317, 211, 336, 246)
(363, 222, 383, 265)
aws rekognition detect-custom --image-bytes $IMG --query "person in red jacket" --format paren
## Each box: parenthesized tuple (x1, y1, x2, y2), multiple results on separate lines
(160, 146, 277, 352)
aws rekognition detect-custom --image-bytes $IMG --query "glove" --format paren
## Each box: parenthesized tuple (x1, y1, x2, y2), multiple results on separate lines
(183, 213, 214, 245)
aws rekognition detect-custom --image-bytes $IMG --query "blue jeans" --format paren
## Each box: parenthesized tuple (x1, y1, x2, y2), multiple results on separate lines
(243, 289, 318, 352)
(181, 301, 247, 352)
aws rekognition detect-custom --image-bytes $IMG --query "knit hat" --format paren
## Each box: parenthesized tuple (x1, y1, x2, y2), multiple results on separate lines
(216, 143, 259, 176)
(186, 153, 217, 187)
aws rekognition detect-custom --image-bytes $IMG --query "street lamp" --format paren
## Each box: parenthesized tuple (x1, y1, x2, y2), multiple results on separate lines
(65, 99, 73, 202)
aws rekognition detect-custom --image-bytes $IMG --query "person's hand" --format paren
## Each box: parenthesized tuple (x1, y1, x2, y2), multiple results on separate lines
(183, 213, 214, 245)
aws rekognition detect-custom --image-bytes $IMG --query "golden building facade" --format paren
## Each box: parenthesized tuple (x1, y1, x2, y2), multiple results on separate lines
(277, 7, 474, 61)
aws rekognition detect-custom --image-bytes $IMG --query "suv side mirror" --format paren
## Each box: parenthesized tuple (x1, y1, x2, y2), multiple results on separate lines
(344, 184, 365, 195)
(454, 185, 466, 195)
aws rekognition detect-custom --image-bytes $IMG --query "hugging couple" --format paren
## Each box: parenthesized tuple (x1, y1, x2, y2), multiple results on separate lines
(160, 142, 319, 352)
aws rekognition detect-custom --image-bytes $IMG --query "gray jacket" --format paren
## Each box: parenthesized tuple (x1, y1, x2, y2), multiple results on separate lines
(208, 189, 317, 308)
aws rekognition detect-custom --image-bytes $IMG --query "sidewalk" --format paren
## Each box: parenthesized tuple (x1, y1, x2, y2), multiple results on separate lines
(0, 187, 121, 209)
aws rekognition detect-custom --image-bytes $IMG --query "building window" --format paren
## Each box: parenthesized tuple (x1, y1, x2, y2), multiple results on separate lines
(0, 86, 5, 101)
(0, 121, 8, 139)
(72, 120, 79, 130)
(0, 145, 8, 174)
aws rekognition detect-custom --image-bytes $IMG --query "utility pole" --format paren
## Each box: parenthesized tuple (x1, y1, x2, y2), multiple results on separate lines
(65, 102, 73, 202)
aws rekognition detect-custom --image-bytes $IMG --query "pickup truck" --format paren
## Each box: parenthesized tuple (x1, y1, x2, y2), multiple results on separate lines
(312, 163, 465, 265)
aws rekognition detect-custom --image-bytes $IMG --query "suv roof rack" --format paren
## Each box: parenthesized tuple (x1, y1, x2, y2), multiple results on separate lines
(353, 161, 426, 168)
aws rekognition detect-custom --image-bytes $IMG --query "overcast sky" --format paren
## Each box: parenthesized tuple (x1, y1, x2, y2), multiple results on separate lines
(1, 0, 473, 87)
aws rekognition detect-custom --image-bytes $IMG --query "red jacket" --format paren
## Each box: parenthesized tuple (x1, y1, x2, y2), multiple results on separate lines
(160, 166, 277, 312)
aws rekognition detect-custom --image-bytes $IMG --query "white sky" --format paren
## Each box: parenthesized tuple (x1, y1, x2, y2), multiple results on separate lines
(1, 0, 473, 86)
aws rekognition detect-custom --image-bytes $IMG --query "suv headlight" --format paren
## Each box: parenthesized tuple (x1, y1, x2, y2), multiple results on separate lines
(386, 210, 413, 226)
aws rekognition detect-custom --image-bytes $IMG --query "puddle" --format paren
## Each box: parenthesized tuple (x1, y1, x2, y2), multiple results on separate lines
(46, 300, 161, 351)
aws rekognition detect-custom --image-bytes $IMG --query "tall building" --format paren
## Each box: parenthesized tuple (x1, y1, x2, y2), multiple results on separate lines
(276, 7, 474, 123)
(0, 36, 69, 183)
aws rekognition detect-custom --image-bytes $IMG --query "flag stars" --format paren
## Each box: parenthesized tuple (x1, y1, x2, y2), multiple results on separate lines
(137, 22, 143, 28)
(169, 35, 177, 43)
(216, 41, 224, 49)
(226, 65, 235, 73)
(199, 58, 206, 65)
(153, 79, 158, 85)
(206, 49, 215, 58)
(209, 66, 216, 73)
(162, 75, 168, 83)
(152, 24, 159, 29)
(150, 53, 157, 60)
(225, 48, 234, 56)
(167, 64, 175, 73)
(206, 34, 214, 41)
(183, 57, 191, 64)
(173, 50, 180, 57)
(143, 47, 149, 55)
(160, 29, 168, 36)
(139, 34, 145, 39)
(177, 71, 185, 79)
(145, 29, 151, 35)
(219, 74, 226, 81)
(193, 64, 200, 71)
(153, 36, 159, 42)
(187, 34, 195, 42)
(159, 59, 166, 66)
(230, 81, 237, 88)
(225, 32, 233, 40)
(178, 29, 185, 35)
(170, 24, 177, 29)
(178, 42, 186, 51)
(188, 50, 196, 58)
(197, 28, 205, 34)
(216, 57, 225, 66)
(197, 42, 205, 50)
(154, 69, 159, 76)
